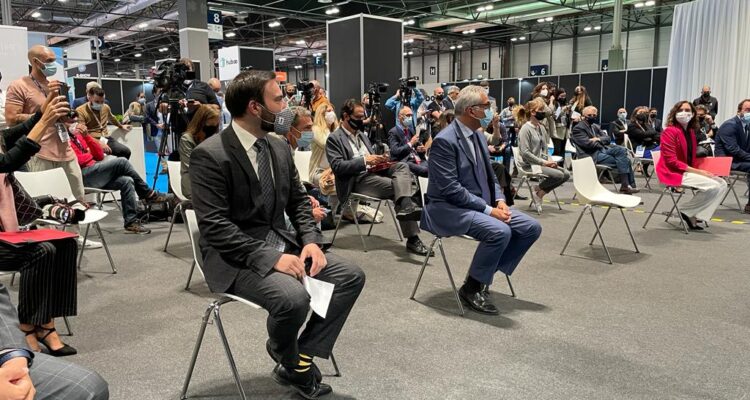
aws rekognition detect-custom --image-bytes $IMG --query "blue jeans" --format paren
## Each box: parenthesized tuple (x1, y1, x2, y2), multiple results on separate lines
(81, 158, 151, 226)
(595, 146, 635, 187)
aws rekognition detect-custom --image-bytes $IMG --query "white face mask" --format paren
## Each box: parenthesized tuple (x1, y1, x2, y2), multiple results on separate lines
(676, 111, 693, 126)
(540, 89, 548, 97)
(324, 111, 336, 126)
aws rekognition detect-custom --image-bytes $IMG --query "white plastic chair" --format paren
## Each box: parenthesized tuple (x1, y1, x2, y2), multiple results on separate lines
(410, 177, 515, 316)
(642, 151, 702, 234)
(180, 210, 340, 400)
(163, 160, 190, 252)
(15, 168, 116, 273)
(293, 150, 312, 185)
(85, 187, 121, 211)
(511, 146, 562, 214)
(560, 158, 641, 264)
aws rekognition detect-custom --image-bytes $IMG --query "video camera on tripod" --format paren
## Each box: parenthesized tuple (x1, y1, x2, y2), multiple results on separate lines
(297, 80, 315, 110)
(398, 76, 418, 106)
(366, 82, 389, 154)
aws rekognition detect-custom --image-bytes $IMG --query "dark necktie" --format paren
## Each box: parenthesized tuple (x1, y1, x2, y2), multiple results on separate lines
(254, 138, 287, 252)
(470, 133, 492, 204)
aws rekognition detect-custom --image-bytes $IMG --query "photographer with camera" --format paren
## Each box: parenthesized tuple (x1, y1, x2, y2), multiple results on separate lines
(75, 86, 132, 159)
(4, 45, 85, 202)
(385, 78, 424, 128)
(388, 106, 428, 177)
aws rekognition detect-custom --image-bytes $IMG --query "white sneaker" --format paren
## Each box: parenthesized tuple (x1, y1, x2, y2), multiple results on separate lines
(77, 237, 103, 249)
(532, 191, 544, 214)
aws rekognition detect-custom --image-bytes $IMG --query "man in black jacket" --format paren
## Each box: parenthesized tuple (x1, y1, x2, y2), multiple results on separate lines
(189, 70, 365, 399)
(326, 99, 431, 256)
(571, 106, 638, 194)
(692, 85, 718, 118)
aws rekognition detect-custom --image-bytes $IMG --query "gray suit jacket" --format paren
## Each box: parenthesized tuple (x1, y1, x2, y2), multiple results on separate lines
(326, 127, 373, 207)
(0, 284, 28, 353)
(189, 126, 324, 293)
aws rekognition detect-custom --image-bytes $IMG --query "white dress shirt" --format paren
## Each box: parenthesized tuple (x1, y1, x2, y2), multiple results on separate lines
(232, 120, 275, 182)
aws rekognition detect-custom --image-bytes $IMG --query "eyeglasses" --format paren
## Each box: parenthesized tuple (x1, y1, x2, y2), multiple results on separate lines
(471, 103, 491, 109)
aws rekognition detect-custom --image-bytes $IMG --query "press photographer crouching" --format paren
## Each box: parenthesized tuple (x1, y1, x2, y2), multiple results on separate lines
(69, 122, 173, 234)
(0, 91, 109, 398)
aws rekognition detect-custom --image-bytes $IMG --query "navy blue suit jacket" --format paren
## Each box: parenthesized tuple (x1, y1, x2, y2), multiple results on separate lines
(421, 120, 503, 237)
(387, 125, 425, 163)
(715, 116, 750, 162)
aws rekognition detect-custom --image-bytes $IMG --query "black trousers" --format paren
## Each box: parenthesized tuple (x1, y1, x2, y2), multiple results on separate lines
(551, 137, 566, 157)
(491, 162, 515, 206)
(228, 252, 365, 367)
(107, 138, 131, 160)
(0, 238, 77, 325)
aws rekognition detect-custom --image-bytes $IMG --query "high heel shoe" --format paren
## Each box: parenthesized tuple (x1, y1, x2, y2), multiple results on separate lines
(21, 327, 41, 352)
(36, 327, 77, 357)
(679, 212, 703, 231)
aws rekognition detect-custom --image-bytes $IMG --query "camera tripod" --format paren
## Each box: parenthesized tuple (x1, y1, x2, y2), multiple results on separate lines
(151, 95, 182, 191)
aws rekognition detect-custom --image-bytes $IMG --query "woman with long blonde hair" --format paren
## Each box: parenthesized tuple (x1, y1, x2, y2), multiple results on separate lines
(310, 102, 338, 185)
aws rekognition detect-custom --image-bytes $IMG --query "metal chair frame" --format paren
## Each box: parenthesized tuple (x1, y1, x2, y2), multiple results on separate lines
(330, 194, 403, 252)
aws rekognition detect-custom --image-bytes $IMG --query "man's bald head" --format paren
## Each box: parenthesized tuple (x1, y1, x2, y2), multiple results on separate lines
(208, 78, 221, 93)
(28, 45, 55, 64)
(582, 106, 598, 115)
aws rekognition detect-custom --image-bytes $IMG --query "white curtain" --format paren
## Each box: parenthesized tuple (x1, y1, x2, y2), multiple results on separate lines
(663, 0, 750, 124)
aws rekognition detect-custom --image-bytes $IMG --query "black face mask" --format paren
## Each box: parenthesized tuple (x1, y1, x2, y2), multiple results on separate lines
(348, 117, 364, 131)
(558, 97, 567, 105)
(702, 92, 711, 98)
(203, 125, 219, 137)
(636, 113, 648, 122)
(650, 113, 657, 119)
(534, 111, 546, 121)
(508, 102, 515, 107)
(586, 116, 598, 125)
(698, 115, 706, 122)
(286, 91, 296, 97)
(435, 94, 444, 101)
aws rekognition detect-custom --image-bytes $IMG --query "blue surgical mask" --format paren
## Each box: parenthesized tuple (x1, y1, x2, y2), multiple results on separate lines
(37, 59, 57, 77)
(743, 112, 750, 123)
(475, 107, 494, 129)
(297, 131, 313, 149)
(90, 102, 102, 111)
(402, 118, 415, 132)
(618, 112, 627, 121)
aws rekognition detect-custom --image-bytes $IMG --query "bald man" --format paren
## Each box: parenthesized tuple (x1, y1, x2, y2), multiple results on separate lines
(388, 106, 428, 177)
(693, 85, 718, 118)
(5, 45, 86, 200)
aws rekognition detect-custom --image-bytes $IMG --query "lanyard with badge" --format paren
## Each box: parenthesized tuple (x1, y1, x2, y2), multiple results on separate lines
(30, 75, 70, 143)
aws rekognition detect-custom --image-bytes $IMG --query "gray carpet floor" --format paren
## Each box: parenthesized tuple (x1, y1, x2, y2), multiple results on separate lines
(4, 175, 750, 400)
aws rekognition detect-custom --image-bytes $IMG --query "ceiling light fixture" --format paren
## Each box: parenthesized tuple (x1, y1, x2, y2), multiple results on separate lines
(403, 19, 415, 26)
(545, 17, 553, 22)
(456, 44, 463, 49)
(116, 72, 123, 75)
(313, 52, 322, 57)
(107, 33, 116, 38)
(510, 37, 518, 42)
(403, 38, 414, 44)
(138, 22, 148, 28)
(449, 45, 456, 50)
(325, 7, 339, 15)
(518, 36, 525, 41)
(268, 21, 281, 28)
(537, 18, 545, 23)
(408, 51, 414, 55)
(295, 40, 305, 45)
(225, 31, 236, 37)
(477, 5, 493, 12)
(134, 53, 142, 58)
(403, 52, 407, 56)
(462, 29, 475, 34)
(634, 2, 645, 8)
(594, 25, 602, 30)
(31, 11, 42, 18)
(645, 0, 656, 5)
(584, 26, 592, 31)
(294, 65, 302, 69)
(318, 0, 332, 3)
(114, 58, 121, 62)
(158, 47, 168, 52)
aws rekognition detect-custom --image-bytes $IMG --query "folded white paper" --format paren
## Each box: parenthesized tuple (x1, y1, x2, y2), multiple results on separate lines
(303, 276, 335, 318)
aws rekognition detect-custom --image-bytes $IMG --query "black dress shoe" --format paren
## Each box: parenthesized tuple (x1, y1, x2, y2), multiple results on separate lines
(458, 286, 499, 315)
(273, 365, 332, 399)
(266, 339, 322, 383)
(480, 284, 491, 299)
(679, 212, 704, 231)
(406, 237, 434, 256)
(396, 205, 422, 221)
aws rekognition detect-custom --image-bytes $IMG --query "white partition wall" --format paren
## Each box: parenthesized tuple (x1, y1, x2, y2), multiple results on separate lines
(664, 0, 750, 123)
(0, 26, 29, 91)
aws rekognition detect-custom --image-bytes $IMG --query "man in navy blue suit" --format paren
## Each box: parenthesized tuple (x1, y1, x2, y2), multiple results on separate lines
(387, 106, 428, 177)
(715, 98, 750, 213)
(421, 85, 542, 315)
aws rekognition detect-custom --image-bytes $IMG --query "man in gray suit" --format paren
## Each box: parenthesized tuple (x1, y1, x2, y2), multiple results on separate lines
(189, 70, 365, 399)
(0, 284, 109, 399)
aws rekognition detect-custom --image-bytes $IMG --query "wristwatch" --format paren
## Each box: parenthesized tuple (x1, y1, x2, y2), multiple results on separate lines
(0, 349, 34, 368)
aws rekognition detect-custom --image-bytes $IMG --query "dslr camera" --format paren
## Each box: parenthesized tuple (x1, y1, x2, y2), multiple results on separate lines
(153, 60, 195, 100)
(297, 80, 315, 109)
(366, 82, 389, 103)
(398, 76, 418, 105)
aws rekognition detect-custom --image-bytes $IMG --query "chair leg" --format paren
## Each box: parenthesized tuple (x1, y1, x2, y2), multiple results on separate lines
(10, 273, 16, 286)
(348, 202, 367, 252)
(560, 206, 588, 256)
(434, 240, 464, 316)
(366, 200, 382, 237)
(665, 191, 685, 222)
(551, 188, 562, 210)
(330, 200, 348, 245)
(620, 208, 640, 253)
(643, 188, 667, 229)
(607, 170, 618, 191)
(588, 206, 612, 245)
(77, 224, 91, 269)
(95, 193, 103, 210)
(330, 353, 342, 377)
(180, 301, 217, 400)
(109, 192, 122, 211)
(719, 176, 736, 205)
(505, 274, 516, 298)
(410, 236, 439, 300)
(61, 316, 73, 336)
(729, 178, 743, 210)
(94, 223, 117, 274)
(669, 193, 690, 235)
(386, 200, 403, 242)
(163, 203, 182, 252)
(185, 260, 196, 290)
(589, 207, 613, 264)
(213, 301, 247, 400)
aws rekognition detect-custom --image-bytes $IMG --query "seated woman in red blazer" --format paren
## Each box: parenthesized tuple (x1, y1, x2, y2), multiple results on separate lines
(655, 101, 728, 230)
